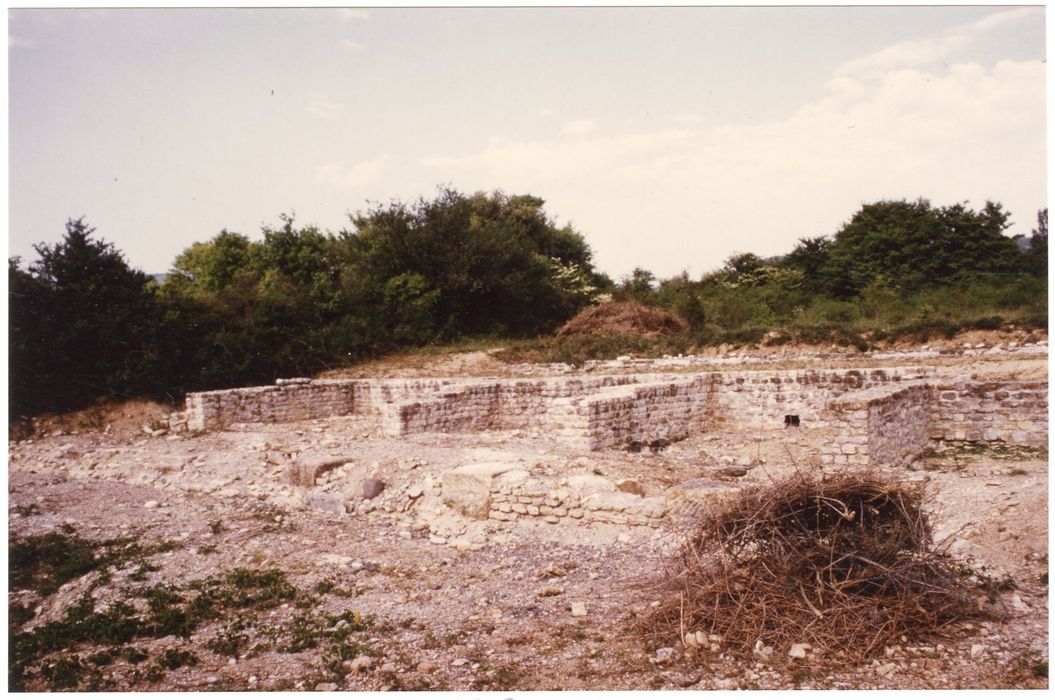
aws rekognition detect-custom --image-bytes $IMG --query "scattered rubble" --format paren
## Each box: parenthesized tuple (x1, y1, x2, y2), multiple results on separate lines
(7, 342, 1048, 691)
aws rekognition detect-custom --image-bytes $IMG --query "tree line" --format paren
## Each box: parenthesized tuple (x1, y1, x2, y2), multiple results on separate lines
(9, 190, 1047, 419)
(601, 199, 1047, 357)
(10, 189, 604, 417)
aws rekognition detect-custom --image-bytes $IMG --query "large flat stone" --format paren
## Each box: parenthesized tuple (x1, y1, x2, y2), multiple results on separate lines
(442, 461, 521, 519)
(450, 461, 522, 477)
(566, 473, 616, 495)
(581, 491, 643, 512)
(305, 491, 347, 514)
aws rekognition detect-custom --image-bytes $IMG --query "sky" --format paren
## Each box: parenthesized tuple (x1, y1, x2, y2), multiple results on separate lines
(7, 5, 1048, 280)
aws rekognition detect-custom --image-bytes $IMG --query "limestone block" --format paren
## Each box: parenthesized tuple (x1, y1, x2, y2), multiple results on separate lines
(441, 461, 521, 519)
(581, 491, 643, 513)
(305, 492, 347, 515)
(640, 497, 667, 519)
(286, 452, 355, 488)
(566, 473, 616, 496)
(493, 469, 530, 489)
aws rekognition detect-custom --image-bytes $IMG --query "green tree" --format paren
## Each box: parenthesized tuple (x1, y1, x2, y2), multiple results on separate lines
(617, 267, 657, 303)
(1024, 208, 1047, 277)
(160, 216, 347, 389)
(338, 188, 601, 340)
(9, 219, 163, 415)
(168, 230, 253, 294)
(823, 199, 1019, 297)
(782, 236, 832, 294)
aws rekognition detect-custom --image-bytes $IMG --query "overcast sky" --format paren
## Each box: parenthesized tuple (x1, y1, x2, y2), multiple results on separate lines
(8, 6, 1047, 280)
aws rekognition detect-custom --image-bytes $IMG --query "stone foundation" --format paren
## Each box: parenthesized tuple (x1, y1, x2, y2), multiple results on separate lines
(186, 379, 356, 431)
(930, 381, 1048, 446)
(824, 383, 933, 469)
(183, 370, 1047, 468)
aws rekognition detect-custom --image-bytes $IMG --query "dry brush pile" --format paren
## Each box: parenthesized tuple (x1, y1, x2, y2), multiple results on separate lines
(640, 472, 991, 667)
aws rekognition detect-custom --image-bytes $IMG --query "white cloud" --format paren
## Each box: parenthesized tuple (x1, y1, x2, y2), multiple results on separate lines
(836, 7, 1039, 77)
(337, 9, 370, 22)
(561, 119, 596, 137)
(342, 39, 367, 51)
(419, 55, 1045, 277)
(306, 92, 344, 119)
(316, 157, 389, 188)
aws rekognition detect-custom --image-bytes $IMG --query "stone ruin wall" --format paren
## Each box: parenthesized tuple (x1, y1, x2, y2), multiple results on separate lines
(186, 379, 357, 432)
(440, 464, 672, 529)
(386, 376, 640, 437)
(823, 384, 933, 469)
(487, 477, 668, 528)
(572, 377, 717, 450)
(929, 381, 1048, 447)
(709, 367, 937, 432)
(183, 369, 1048, 468)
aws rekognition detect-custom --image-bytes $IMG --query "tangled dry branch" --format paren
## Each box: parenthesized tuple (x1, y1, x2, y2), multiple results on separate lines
(639, 472, 992, 666)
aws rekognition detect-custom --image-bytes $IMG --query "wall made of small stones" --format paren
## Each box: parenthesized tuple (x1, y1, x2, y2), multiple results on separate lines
(575, 377, 716, 450)
(821, 383, 933, 468)
(867, 384, 933, 468)
(185, 380, 358, 431)
(487, 480, 666, 527)
(712, 367, 935, 433)
(393, 384, 506, 435)
(818, 402, 870, 467)
(930, 381, 1048, 447)
(383, 376, 642, 438)
(354, 379, 468, 414)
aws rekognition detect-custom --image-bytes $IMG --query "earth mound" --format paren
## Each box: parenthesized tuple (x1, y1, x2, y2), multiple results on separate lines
(556, 301, 687, 339)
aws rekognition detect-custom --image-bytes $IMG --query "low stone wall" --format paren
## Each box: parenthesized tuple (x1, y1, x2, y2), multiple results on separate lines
(355, 379, 468, 414)
(184, 371, 1046, 464)
(576, 376, 716, 450)
(391, 384, 506, 435)
(930, 381, 1048, 447)
(821, 380, 1047, 468)
(711, 367, 935, 432)
(824, 383, 932, 469)
(382, 377, 640, 437)
(186, 379, 357, 431)
(488, 485, 667, 527)
(439, 464, 668, 528)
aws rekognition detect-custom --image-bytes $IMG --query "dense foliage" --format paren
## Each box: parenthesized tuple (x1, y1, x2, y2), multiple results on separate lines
(9, 190, 606, 417)
(9, 195, 1047, 418)
(605, 200, 1047, 357)
(10, 219, 164, 416)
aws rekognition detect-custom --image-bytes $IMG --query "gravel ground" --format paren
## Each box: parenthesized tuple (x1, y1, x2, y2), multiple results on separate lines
(7, 348, 1049, 691)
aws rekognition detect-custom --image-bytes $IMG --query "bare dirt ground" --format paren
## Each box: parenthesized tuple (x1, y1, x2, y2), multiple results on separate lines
(7, 340, 1049, 691)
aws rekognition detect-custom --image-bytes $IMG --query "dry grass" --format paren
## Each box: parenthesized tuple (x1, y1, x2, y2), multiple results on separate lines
(639, 471, 990, 667)
(556, 302, 687, 339)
